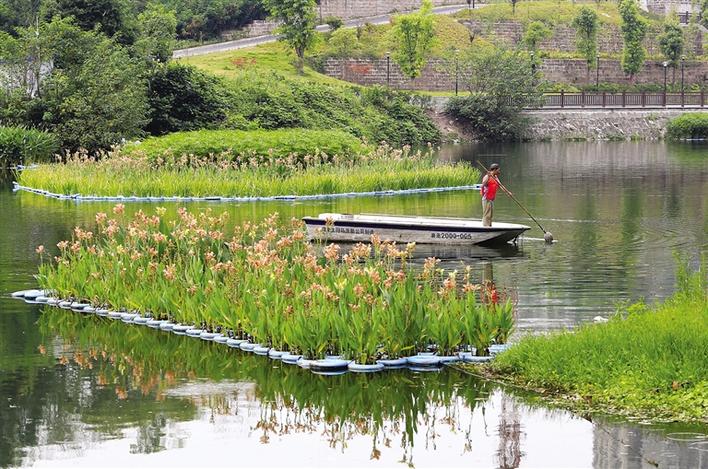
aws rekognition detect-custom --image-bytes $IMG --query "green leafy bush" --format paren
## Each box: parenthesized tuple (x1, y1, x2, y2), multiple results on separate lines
(224, 71, 441, 146)
(667, 113, 708, 140)
(125, 128, 365, 160)
(0, 126, 58, 166)
(146, 62, 230, 135)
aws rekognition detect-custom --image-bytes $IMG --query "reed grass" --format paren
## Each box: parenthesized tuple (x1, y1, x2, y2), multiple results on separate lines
(36, 208, 515, 364)
(490, 260, 707, 422)
(17, 145, 477, 197)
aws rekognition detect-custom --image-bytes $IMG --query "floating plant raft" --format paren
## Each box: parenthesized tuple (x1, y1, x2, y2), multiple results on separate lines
(304, 213, 530, 246)
(22, 209, 516, 375)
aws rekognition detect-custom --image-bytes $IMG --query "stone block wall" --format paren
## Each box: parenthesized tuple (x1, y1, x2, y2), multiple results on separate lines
(317, 0, 464, 20)
(462, 20, 703, 56)
(323, 57, 708, 90)
(644, 0, 697, 16)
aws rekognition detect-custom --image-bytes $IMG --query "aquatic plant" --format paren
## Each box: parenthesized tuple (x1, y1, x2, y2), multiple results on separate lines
(37, 208, 515, 364)
(17, 144, 476, 198)
(489, 259, 707, 422)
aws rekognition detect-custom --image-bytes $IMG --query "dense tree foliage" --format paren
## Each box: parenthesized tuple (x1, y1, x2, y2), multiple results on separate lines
(618, 0, 646, 80)
(572, 6, 599, 70)
(658, 14, 684, 78)
(391, 0, 435, 79)
(446, 48, 542, 140)
(522, 21, 552, 52)
(263, 0, 317, 73)
(146, 62, 229, 135)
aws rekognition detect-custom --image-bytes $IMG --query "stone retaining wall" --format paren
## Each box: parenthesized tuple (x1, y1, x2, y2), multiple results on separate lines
(462, 20, 703, 56)
(323, 57, 708, 90)
(318, 0, 465, 20)
(520, 109, 691, 140)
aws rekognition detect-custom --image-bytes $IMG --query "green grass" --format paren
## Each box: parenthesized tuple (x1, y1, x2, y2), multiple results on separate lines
(454, 1, 659, 27)
(18, 146, 477, 197)
(124, 128, 365, 160)
(180, 41, 346, 85)
(485, 261, 707, 422)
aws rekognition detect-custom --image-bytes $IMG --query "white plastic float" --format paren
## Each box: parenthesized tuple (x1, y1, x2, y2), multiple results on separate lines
(281, 353, 302, 365)
(348, 362, 385, 373)
(376, 357, 408, 368)
(11, 290, 504, 375)
(310, 358, 351, 373)
(239, 342, 257, 352)
(12, 181, 482, 204)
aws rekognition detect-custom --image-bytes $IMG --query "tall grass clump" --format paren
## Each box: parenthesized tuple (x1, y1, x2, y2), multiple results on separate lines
(666, 113, 708, 140)
(36, 208, 515, 364)
(491, 259, 707, 422)
(0, 126, 59, 167)
(18, 145, 477, 197)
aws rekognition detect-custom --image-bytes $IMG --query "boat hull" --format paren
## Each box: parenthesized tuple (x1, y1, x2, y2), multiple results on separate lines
(303, 215, 529, 246)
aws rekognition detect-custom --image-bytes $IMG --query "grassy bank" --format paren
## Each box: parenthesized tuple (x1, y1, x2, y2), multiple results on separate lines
(124, 128, 365, 160)
(477, 262, 707, 422)
(38, 209, 513, 364)
(17, 145, 476, 198)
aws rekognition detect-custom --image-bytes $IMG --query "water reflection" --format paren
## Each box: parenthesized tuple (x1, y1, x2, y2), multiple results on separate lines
(2, 142, 707, 467)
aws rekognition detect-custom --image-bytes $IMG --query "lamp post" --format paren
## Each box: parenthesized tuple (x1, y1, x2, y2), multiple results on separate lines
(454, 48, 460, 96)
(386, 52, 391, 88)
(680, 55, 685, 107)
(662, 61, 668, 106)
(595, 53, 600, 89)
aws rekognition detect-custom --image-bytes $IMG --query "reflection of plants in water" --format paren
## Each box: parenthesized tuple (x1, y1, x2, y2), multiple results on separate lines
(39, 308, 495, 462)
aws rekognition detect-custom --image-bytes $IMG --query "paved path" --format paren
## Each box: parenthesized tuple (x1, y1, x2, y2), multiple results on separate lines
(174, 4, 473, 58)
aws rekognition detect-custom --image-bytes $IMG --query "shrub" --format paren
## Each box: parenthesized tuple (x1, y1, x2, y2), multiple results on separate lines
(0, 126, 58, 166)
(124, 128, 365, 160)
(324, 15, 344, 30)
(146, 62, 231, 135)
(667, 113, 708, 140)
(223, 71, 441, 146)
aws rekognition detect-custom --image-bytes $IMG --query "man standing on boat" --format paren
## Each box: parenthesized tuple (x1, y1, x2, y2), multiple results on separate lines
(480, 163, 503, 227)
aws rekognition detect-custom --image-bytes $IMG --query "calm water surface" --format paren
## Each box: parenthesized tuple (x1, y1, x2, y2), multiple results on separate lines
(1, 142, 706, 468)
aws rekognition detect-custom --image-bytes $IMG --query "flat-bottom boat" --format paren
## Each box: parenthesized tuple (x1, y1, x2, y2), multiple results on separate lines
(303, 213, 530, 246)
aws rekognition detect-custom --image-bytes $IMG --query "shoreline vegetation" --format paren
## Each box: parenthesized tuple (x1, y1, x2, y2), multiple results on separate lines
(37, 208, 514, 365)
(464, 261, 707, 423)
(16, 142, 477, 198)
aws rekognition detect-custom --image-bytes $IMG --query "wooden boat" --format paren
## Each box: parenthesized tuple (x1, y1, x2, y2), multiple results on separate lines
(302, 213, 530, 246)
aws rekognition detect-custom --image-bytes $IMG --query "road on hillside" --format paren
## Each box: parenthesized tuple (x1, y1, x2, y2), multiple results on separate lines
(173, 4, 475, 58)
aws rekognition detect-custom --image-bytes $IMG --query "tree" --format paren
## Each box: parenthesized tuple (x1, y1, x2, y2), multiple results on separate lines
(572, 6, 599, 71)
(47, 0, 135, 43)
(522, 21, 552, 52)
(445, 48, 542, 141)
(37, 20, 148, 150)
(618, 0, 646, 81)
(701, 0, 708, 29)
(146, 62, 229, 135)
(510, 0, 519, 15)
(263, 0, 317, 74)
(134, 3, 177, 64)
(391, 0, 435, 80)
(658, 14, 684, 82)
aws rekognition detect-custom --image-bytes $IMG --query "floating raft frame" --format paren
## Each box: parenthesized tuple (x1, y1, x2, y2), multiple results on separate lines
(12, 182, 483, 203)
(10, 289, 506, 375)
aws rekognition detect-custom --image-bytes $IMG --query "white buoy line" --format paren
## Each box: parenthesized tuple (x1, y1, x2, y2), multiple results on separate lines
(11, 183, 484, 203)
(10, 289, 509, 375)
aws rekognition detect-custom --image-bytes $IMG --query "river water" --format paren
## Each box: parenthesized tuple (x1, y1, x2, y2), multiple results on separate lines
(1, 142, 706, 468)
